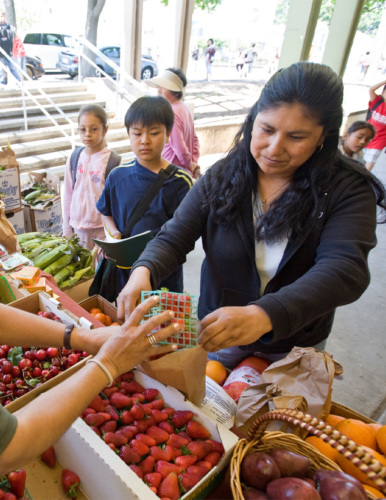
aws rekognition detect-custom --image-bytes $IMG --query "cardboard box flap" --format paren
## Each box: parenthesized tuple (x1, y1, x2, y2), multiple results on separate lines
(0, 146, 18, 168)
(26, 171, 60, 196)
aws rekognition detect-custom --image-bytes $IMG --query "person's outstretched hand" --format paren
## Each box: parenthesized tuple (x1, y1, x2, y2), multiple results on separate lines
(96, 295, 183, 380)
(198, 305, 272, 352)
(117, 266, 152, 321)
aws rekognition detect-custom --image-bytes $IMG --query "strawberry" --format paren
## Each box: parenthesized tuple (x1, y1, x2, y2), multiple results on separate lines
(122, 380, 145, 393)
(133, 418, 153, 433)
(166, 445, 183, 459)
(186, 465, 208, 480)
(152, 409, 168, 423)
(90, 426, 102, 437)
(178, 472, 202, 492)
(110, 392, 132, 409)
(144, 472, 162, 489)
(7, 469, 26, 499)
(88, 395, 106, 412)
(130, 403, 145, 420)
(158, 421, 174, 434)
(206, 439, 224, 454)
(195, 460, 212, 472)
(178, 431, 192, 443)
(84, 412, 111, 427)
(144, 388, 159, 401)
(128, 465, 143, 479)
(175, 454, 198, 469)
(102, 386, 118, 398)
(130, 439, 150, 456)
(119, 445, 141, 465)
(120, 410, 134, 425)
(3, 493, 17, 500)
(150, 445, 174, 462)
(186, 420, 210, 439)
(167, 433, 189, 448)
(132, 392, 146, 402)
(151, 398, 165, 410)
(172, 410, 194, 428)
(61, 469, 80, 498)
(156, 460, 182, 479)
(107, 443, 116, 452)
(161, 406, 175, 416)
(146, 426, 170, 444)
(135, 433, 157, 447)
(41, 446, 56, 467)
(204, 451, 222, 466)
(100, 420, 117, 433)
(187, 441, 213, 460)
(119, 425, 138, 438)
(81, 408, 96, 418)
(104, 431, 128, 447)
(121, 371, 135, 381)
(149, 486, 157, 495)
(158, 472, 180, 500)
(139, 455, 155, 474)
(141, 402, 153, 415)
(104, 404, 120, 421)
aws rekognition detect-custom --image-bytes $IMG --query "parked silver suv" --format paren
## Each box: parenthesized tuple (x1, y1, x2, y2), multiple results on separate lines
(23, 33, 78, 70)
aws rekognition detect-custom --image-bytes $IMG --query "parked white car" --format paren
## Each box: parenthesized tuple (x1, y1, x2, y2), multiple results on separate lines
(23, 33, 78, 70)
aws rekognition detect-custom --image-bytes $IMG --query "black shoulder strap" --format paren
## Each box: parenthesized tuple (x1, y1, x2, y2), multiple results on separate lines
(122, 164, 176, 238)
(105, 151, 122, 180)
(367, 97, 384, 121)
(70, 146, 85, 187)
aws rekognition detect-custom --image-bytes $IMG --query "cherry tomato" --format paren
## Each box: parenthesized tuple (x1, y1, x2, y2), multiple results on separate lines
(0, 359, 12, 374)
(19, 358, 33, 370)
(11, 366, 21, 378)
(24, 350, 36, 361)
(32, 367, 42, 377)
(2, 374, 12, 384)
(0, 348, 5, 358)
(35, 349, 47, 361)
(50, 366, 60, 377)
(41, 369, 52, 380)
(0, 345, 10, 354)
(46, 347, 59, 358)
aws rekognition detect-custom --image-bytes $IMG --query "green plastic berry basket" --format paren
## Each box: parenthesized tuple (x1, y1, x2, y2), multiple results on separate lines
(141, 290, 199, 348)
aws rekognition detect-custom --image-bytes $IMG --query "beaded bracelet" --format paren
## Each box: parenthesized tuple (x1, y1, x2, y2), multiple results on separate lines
(86, 358, 114, 387)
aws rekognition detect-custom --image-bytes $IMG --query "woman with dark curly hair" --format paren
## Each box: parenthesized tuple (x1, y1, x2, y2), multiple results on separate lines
(117, 62, 386, 368)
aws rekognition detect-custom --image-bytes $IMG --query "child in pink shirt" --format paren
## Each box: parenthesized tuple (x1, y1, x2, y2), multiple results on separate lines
(62, 105, 120, 249)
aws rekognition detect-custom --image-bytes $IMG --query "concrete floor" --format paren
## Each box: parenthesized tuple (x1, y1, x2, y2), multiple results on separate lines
(183, 151, 386, 423)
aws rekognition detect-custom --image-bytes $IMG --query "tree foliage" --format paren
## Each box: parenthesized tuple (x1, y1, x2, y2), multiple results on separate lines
(160, 0, 222, 11)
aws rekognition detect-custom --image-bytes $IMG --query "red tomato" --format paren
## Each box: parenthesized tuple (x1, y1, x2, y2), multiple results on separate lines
(47, 347, 59, 358)
(35, 349, 47, 361)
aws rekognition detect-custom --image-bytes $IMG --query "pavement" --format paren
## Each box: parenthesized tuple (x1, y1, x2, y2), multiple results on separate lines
(181, 76, 386, 423)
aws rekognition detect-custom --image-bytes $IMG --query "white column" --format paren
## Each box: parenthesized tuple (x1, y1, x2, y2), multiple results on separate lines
(322, 0, 365, 76)
(121, 0, 143, 81)
(171, 0, 194, 73)
(278, 0, 322, 69)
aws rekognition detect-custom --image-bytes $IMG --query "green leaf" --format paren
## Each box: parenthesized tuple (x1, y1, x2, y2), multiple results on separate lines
(7, 347, 23, 366)
(180, 445, 192, 455)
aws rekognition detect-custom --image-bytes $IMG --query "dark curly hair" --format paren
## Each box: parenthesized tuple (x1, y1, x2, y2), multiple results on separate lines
(203, 62, 386, 242)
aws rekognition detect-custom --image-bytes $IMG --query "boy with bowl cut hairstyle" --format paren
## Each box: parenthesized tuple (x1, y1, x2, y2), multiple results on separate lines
(96, 95, 193, 297)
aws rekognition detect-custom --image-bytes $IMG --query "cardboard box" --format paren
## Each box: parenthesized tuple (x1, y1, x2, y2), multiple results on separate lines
(0, 146, 21, 210)
(63, 277, 94, 304)
(6, 291, 93, 412)
(330, 400, 376, 424)
(24, 197, 62, 234)
(5, 206, 25, 235)
(79, 294, 120, 323)
(24, 370, 238, 500)
(0, 273, 29, 304)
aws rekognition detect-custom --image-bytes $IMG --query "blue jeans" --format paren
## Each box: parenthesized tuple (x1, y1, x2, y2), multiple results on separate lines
(208, 339, 328, 369)
(0, 56, 21, 84)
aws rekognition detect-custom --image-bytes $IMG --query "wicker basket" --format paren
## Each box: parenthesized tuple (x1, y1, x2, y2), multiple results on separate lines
(230, 408, 386, 500)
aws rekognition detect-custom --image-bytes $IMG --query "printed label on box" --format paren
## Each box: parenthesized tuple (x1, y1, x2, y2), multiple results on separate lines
(0, 167, 21, 210)
(6, 207, 25, 235)
(30, 198, 62, 234)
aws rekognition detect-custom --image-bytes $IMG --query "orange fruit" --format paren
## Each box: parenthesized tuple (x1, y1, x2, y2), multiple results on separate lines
(104, 315, 112, 326)
(335, 418, 377, 450)
(89, 307, 102, 316)
(94, 312, 107, 325)
(305, 436, 340, 463)
(376, 425, 386, 455)
(325, 413, 345, 428)
(111, 322, 120, 326)
(337, 445, 386, 487)
(362, 484, 385, 498)
(206, 360, 228, 386)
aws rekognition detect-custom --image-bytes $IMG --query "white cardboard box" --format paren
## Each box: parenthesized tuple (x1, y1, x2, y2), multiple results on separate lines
(0, 166, 21, 210)
(5, 206, 25, 235)
(52, 370, 239, 500)
(24, 197, 62, 234)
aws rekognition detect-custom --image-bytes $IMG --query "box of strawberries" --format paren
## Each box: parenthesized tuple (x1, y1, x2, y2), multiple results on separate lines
(34, 369, 239, 500)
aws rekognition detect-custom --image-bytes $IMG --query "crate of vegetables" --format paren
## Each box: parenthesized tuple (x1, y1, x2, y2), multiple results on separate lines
(141, 290, 199, 348)
(4, 291, 93, 413)
(43, 369, 239, 500)
(79, 295, 121, 326)
(230, 408, 386, 500)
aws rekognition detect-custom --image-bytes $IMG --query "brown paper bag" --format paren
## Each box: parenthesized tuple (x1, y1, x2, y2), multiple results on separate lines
(0, 200, 21, 254)
(235, 346, 342, 432)
(137, 345, 207, 406)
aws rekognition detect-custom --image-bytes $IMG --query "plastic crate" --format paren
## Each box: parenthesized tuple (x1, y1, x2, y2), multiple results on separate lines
(141, 290, 199, 348)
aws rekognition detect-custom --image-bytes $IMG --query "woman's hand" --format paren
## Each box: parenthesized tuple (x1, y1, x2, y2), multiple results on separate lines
(117, 266, 152, 321)
(198, 305, 273, 352)
(96, 295, 183, 379)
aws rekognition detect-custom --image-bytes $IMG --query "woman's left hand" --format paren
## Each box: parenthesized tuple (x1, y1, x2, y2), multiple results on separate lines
(198, 305, 273, 352)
